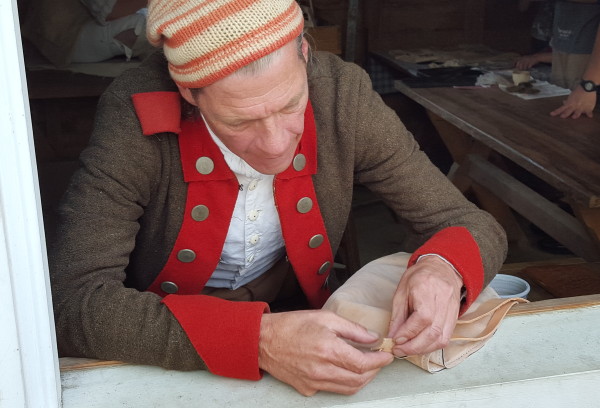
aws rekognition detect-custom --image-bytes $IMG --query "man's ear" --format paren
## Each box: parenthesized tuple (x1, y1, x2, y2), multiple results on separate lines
(177, 84, 198, 106)
(301, 37, 309, 63)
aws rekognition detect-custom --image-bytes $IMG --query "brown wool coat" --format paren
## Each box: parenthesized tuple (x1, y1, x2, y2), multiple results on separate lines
(50, 51, 507, 371)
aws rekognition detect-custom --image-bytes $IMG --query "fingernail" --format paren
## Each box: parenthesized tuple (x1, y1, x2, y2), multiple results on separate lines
(394, 337, 407, 344)
(367, 330, 381, 339)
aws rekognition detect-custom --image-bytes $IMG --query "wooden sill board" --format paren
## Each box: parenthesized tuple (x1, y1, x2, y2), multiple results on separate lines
(59, 300, 600, 408)
(59, 293, 600, 372)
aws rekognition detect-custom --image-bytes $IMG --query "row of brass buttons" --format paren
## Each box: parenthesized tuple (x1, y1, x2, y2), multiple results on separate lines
(161, 153, 327, 294)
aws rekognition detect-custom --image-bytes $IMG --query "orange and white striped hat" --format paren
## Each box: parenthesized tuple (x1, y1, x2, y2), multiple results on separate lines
(146, 0, 304, 88)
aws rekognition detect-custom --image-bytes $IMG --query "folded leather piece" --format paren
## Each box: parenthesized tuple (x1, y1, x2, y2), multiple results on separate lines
(323, 252, 528, 373)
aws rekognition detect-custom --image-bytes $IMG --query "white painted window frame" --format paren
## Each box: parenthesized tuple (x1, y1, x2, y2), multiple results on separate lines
(0, 0, 62, 406)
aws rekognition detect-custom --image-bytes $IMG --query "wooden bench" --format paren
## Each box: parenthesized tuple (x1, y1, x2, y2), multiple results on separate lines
(501, 257, 600, 302)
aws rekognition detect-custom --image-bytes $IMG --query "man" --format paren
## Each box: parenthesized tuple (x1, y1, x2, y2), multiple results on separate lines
(515, 0, 600, 119)
(549, 0, 600, 118)
(50, 0, 507, 396)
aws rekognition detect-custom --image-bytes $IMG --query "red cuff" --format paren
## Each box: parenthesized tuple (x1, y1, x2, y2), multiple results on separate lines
(408, 226, 484, 314)
(162, 295, 269, 380)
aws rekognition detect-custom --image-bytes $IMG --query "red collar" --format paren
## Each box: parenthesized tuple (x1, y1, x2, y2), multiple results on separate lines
(131, 91, 318, 180)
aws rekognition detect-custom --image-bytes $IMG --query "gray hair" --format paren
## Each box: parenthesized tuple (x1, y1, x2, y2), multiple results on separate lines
(232, 33, 307, 77)
(190, 34, 308, 98)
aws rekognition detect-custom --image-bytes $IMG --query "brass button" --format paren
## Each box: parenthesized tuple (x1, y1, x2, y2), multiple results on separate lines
(293, 154, 306, 171)
(161, 281, 179, 294)
(195, 157, 214, 175)
(177, 249, 196, 263)
(318, 261, 331, 275)
(296, 197, 313, 213)
(191, 205, 209, 221)
(309, 234, 324, 248)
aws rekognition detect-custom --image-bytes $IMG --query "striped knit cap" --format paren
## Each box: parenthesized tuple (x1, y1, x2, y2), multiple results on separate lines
(146, 0, 304, 88)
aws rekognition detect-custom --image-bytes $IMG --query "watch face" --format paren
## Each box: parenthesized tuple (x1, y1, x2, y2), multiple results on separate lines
(582, 80, 596, 92)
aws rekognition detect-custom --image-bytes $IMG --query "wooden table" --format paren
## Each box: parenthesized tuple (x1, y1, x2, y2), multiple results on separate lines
(394, 81, 600, 261)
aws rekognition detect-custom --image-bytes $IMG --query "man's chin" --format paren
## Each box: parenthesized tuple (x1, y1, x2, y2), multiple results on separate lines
(248, 161, 291, 175)
(247, 155, 295, 175)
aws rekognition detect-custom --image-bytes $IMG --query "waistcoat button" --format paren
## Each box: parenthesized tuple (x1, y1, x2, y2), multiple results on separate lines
(318, 261, 331, 275)
(293, 154, 306, 171)
(296, 197, 313, 213)
(177, 249, 196, 263)
(160, 281, 179, 294)
(195, 157, 214, 175)
(309, 234, 324, 248)
(191, 205, 209, 221)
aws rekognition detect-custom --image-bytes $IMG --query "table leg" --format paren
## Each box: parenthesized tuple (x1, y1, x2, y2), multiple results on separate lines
(570, 205, 600, 255)
(426, 111, 529, 247)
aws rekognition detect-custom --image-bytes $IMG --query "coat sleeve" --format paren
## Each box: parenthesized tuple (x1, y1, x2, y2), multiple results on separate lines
(50, 87, 266, 379)
(325, 59, 507, 298)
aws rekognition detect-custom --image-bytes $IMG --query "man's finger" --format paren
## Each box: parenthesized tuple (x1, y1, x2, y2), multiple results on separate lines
(388, 288, 409, 336)
(391, 307, 430, 345)
(333, 345, 394, 373)
(329, 313, 381, 345)
(391, 299, 458, 355)
(559, 107, 575, 118)
(392, 316, 451, 356)
(296, 366, 385, 396)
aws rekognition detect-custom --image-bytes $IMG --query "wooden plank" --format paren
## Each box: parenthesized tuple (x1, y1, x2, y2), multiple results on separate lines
(573, 206, 600, 242)
(467, 154, 600, 260)
(59, 293, 600, 373)
(501, 257, 586, 273)
(508, 294, 600, 316)
(492, 255, 594, 303)
(58, 304, 600, 407)
(60, 358, 125, 372)
(367, 0, 479, 51)
(464, 0, 485, 43)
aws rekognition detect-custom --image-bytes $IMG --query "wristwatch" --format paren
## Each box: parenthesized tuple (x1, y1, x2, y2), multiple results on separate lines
(580, 79, 599, 92)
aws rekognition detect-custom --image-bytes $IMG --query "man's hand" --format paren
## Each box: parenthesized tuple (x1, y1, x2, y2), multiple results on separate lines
(551, 86, 597, 119)
(514, 51, 552, 70)
(387, 256, 463, 357)
(515, 54, 541, 70)
(258, 310, 394, 396)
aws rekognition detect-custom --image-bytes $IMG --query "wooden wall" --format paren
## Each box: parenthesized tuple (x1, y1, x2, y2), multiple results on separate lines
(312, 0, 538, 63)
(364, 0, 486, 52)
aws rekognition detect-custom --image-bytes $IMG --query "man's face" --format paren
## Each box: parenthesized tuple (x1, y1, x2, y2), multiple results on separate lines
(180, 39, 309, 175)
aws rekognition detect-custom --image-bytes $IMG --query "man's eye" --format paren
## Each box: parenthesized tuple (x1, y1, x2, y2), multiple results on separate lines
(283, 104, 301, 114)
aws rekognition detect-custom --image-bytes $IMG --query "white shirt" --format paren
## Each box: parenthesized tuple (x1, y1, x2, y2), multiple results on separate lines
(202, 118, 285, 289)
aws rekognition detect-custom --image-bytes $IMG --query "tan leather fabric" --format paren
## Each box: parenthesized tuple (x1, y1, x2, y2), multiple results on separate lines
(323, 252, 527, 373)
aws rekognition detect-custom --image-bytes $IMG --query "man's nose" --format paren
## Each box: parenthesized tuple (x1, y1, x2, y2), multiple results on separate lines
(257, 116, 293, 155)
